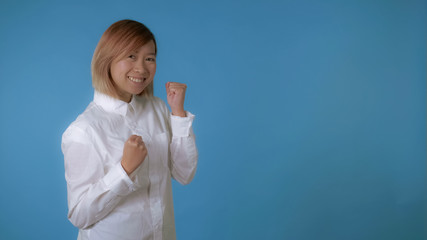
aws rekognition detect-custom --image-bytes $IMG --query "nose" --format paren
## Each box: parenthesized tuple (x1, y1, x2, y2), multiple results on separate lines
(133, 60, 147, 74)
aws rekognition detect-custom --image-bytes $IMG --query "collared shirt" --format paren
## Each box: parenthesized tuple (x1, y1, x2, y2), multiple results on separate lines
(61, 91, 198, 240)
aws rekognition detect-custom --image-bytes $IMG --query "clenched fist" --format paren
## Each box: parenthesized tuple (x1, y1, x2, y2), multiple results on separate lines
(166, 82, 187, 117)
(121, 135, 147, 175)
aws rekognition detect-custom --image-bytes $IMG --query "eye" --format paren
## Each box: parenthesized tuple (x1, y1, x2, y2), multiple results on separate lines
(128, 54, 136, 59)
(146, 57, 156, 62)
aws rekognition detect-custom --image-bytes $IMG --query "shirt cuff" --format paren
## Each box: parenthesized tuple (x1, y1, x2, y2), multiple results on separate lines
(102, 162, 136, 196)
(170, 111, 195, 137)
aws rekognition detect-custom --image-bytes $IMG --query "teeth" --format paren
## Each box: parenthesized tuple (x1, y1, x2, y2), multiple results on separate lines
(128, 76, 143, 83)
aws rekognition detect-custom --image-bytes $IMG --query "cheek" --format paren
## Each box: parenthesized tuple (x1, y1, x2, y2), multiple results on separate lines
(150, 64, 157, 76)
(111, 61, 131, 78)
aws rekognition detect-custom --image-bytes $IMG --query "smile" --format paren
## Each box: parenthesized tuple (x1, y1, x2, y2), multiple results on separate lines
(128, 76, 145, 83)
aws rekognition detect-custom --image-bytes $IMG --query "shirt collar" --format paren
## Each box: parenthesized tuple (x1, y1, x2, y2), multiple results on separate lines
(93, 91, 137, 116)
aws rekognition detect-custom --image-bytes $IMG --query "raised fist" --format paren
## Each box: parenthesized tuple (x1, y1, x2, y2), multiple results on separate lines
(166, 82, 187, 117)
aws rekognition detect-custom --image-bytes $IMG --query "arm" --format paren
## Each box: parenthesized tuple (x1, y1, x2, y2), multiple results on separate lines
(62, 126, 136, 229)
(169, 112, 198, 185)
(165, 82, 198, 185)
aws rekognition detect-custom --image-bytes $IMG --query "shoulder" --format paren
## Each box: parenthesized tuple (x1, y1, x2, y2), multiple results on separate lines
(151, 96, 168, 111)
(62, 102, 106, 144)
(135, 95, 169, 114)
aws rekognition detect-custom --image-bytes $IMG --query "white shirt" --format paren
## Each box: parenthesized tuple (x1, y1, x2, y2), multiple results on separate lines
(61, 91, 198, 240)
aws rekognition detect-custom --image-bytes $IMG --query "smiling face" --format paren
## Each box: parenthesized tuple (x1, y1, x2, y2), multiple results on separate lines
(110, 40, 157, 102)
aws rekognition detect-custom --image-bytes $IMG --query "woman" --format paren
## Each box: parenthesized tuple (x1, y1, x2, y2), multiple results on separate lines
(61, 19, 198, 240)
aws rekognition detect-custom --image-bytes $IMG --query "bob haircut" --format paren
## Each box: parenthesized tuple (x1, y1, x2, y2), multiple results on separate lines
(91, 19, 157, 98)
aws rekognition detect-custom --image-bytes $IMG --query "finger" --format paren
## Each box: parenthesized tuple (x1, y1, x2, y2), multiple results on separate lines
(168, 88, 185, 95)
(165, 82, 170, 95)
(168, 87, 186, 94)
(168, 87, 177, 96)
(168, 82, 187, 88)
(128, 135, 138, 141)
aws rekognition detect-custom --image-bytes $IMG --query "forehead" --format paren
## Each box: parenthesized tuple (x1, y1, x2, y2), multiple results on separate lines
(132, 40, 156, 55)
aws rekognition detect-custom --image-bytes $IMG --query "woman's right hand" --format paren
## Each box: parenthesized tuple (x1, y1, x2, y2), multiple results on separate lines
(121, 135, 147, 175)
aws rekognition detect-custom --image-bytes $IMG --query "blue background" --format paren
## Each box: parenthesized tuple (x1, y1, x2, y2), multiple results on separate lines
(0, 0, 425, 239)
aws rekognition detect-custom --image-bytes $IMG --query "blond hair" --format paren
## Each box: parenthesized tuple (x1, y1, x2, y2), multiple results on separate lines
(91, 19, 157, 97)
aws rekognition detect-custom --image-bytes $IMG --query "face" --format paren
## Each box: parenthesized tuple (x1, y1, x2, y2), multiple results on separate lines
(110, 40, 156, 102)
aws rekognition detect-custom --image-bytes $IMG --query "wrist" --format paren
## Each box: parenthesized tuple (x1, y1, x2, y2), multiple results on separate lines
(172, 110, 186, 117)
(171, 106, 186, 117)
(121, 161, 131, 175)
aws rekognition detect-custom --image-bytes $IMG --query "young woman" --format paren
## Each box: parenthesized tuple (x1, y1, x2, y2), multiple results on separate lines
(62, 19, 198, 240)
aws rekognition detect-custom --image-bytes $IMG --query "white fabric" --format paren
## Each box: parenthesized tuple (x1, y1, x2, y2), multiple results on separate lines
(62, 91, 198, 240)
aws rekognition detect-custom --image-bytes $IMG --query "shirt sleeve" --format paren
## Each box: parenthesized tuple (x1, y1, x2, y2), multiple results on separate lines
(169, 111, 198, 185)
(62, 125, 136, 229)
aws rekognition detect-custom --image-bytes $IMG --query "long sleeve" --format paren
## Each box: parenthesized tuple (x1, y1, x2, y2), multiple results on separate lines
(62, 125, 136, 229)
(169, 112, 198, 185)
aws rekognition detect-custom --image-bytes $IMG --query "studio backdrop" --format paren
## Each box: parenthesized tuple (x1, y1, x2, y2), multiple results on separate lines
(0, 0, 425, 239)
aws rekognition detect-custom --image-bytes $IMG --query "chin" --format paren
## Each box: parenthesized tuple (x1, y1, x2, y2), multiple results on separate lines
(133, 88, 146, 96)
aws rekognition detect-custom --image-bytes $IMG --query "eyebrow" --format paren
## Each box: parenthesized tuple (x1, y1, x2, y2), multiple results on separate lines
(133, 51, 156, 56)
(134, 51, 157, 57)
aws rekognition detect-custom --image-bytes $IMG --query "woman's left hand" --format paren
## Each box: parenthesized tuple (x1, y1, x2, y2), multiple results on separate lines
(166, 82, 187, 117)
